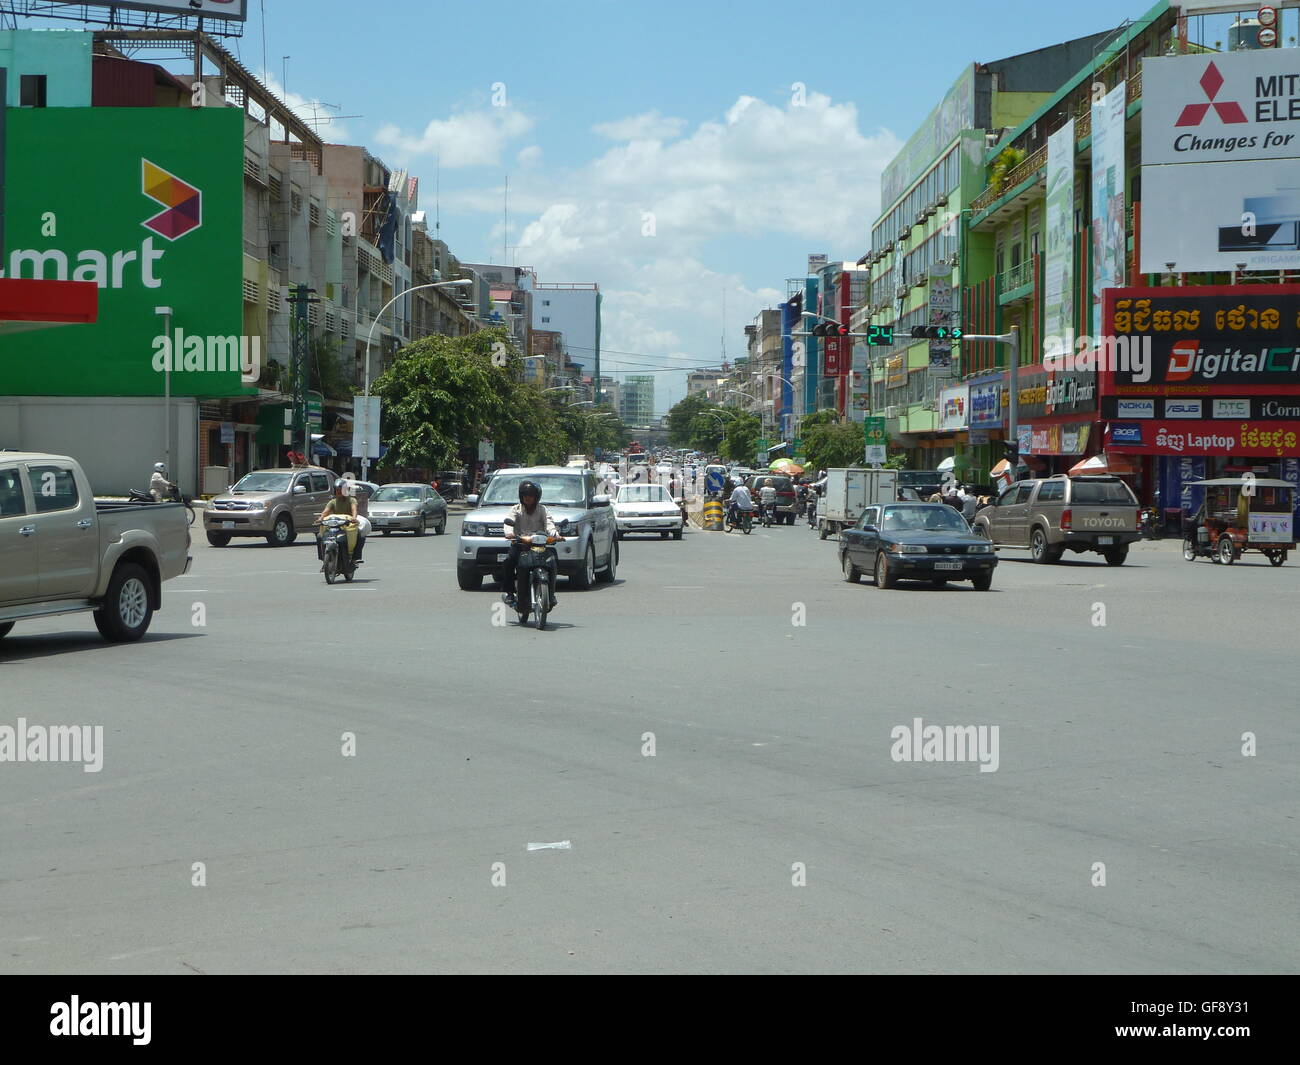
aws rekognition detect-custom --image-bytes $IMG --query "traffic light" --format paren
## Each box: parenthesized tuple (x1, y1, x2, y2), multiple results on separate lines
(812, 322, 849, 337)
(910, 325, 963, 340)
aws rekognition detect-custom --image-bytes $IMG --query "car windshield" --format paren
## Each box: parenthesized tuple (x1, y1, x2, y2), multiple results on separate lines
(373, 486, 423, 502)
(232, 472, 292, 492)
(1071, 480, 1136, 504)
(618, 485, 669, 503)
(881, 505, 969, 533)
(480, 474, 586, 508)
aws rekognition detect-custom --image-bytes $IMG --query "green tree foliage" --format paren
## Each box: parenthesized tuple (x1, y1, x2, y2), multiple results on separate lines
(721, 412, 761, 462)
(802, 414, 867, 471)
(687, 412, 724, 452)
(666, 393, 716, 447)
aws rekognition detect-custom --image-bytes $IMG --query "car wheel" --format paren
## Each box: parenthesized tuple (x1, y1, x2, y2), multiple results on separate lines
(818, 523, 829, 541)
(93, 562, 153, 642)
(1105, 546, 1129, 566)
(1029, 527, 1054, 563)
(1217, 537, 1235, 565)
(1268, 549, 1286, 567)
(597, 539, 618, 583)
(456, 567, 483, 591)
(931, 578, 947, 588)
(267, 514, 295, 547)
(672, 527, 683, 540)
(660, 531, 669, 540)
(0, 622, 14, 640)
(841, 551, 861, 583)
(206, 532, 231, 547)
(570, 543, 596, 589)
(874, 551, 897, 589)
(435, 517, 446, 535)
(412, 516, 426, 537)
(1182, 537, 1197, 561)
(971, 572, 993, 591)
(381, 530, 392, 537)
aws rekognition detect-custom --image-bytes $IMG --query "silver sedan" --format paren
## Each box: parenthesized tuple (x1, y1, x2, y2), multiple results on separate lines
(368, 483, 448, 536)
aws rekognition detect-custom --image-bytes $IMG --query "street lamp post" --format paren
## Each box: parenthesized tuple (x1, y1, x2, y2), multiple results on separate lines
(361, 278, 472, 479)
(155, 306, 173, 480)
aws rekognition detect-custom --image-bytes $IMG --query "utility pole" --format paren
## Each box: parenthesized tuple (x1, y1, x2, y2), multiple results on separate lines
(287, 285, 319, 463)
(960, 326, 1020, 471)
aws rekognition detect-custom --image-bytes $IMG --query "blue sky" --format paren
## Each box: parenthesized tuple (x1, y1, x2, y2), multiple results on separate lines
(76, 0, 1171, 411)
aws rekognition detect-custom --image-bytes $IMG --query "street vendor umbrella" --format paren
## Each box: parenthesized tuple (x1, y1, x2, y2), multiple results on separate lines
(770, 459, 803, 474)
(1068, 454, 1140, 476)
(989, 459, 1012, 476)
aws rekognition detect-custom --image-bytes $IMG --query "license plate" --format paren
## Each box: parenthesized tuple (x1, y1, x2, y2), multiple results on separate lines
(497, 553, 509, 562)
(935, 561, 963, 571)
(1097, 536, 1114, 545)
(221, 521, 235, 529)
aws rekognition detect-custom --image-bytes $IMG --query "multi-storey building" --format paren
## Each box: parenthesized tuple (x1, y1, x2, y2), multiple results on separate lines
(860, 35, 1112, 469)
(619, 375, 655, 428)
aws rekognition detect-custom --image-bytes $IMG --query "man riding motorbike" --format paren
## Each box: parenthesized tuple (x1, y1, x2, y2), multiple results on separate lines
(499, 479, 561, 610)
(149, 462, 176, 502)
(758, 477, 778, 525)
(316, 479, 366, 566)
(727, 480, 754, 529)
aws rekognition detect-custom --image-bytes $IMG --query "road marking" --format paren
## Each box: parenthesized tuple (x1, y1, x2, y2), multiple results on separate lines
(664, 586, 704, 590)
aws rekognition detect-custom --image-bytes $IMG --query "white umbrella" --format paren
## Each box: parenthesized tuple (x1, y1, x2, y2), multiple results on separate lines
(937, 456, 956, 471)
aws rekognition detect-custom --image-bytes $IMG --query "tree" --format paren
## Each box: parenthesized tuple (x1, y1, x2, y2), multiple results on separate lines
(686, 412, 724, 453)
(802, 415, 866, 472)
(373, 327, 551, 469)
(721, 412, 761, 463)
(666, 393, 716, 447)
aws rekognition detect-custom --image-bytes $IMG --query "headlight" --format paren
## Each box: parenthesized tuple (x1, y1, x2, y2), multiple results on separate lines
(897, 543, 927, 554)
(968, 543, 993, 554)
(398, 509, 417, 516)
(246, 501, 266, 510)
(463, 522, 485, 536)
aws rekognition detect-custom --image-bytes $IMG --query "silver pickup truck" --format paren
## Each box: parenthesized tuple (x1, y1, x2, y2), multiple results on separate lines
(971, 475, 1140, 565)
(0, 452, 191, 642)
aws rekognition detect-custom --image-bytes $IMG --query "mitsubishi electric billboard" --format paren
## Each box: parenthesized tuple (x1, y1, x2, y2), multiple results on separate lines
(1140, 49, 1300, 273)
(52, 0, 248, 19)
(0, 107, 248, 397)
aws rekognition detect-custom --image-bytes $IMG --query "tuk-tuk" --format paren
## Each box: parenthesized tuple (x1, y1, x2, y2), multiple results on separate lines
(1182, 477, 1295, 566)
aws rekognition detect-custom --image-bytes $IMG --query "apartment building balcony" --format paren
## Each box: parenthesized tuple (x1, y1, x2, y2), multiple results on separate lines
(997, 258, 1036, 305)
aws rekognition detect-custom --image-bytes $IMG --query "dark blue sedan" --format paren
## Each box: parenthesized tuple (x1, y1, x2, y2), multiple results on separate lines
(839, 503, 997, 590)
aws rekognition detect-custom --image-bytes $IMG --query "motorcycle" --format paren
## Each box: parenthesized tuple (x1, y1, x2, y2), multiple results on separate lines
(1139, 506, 1162, 540)
(513, 532, 563, 630)
(724, 504, 754, 535)
(129, 483, 197, 525)
(760, 500, 775, 528)
(315, 516, 358, 584)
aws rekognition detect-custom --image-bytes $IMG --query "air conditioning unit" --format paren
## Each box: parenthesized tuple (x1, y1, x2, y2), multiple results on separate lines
(884, 405, 902, 419)
(936, 194, 949, 208)
(895, 286, 909, 299)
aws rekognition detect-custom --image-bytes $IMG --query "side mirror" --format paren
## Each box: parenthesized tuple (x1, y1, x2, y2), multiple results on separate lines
(592, 494, 610, 507)
(674, 497, 684, 505)
(466, 494, 479, 505)
(862, 525, 879, 535)
(293, 484, 306, 494)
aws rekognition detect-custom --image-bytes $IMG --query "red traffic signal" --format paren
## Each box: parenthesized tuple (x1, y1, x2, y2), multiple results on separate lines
(812, 322, 849, 337)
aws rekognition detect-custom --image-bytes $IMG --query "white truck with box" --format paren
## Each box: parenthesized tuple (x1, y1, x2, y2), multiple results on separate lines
(817, 468, 898, 540)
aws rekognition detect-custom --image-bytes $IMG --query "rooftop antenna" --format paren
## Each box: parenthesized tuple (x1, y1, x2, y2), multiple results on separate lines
(503, 175, 509, 269)
(435, 150, 441, 238)
(721, 288, 727, 364)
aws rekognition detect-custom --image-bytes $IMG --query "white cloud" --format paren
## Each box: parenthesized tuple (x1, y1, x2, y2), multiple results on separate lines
(374, 108, 534, 167)
(260, 74, 355, 143)
(517, 145, 544, 169)
(591, 111, 686, 142)
(502, 92, 901, 408)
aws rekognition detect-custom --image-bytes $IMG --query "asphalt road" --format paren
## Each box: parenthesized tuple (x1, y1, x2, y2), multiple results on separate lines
(2, 514, 1297, 974)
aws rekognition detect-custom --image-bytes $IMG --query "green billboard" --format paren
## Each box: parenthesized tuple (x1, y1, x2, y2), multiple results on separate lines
(1, 107, 249, 397)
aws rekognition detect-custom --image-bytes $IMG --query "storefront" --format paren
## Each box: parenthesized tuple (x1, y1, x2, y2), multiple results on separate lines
(966, 373, 1005, 484)
(1013, 367, 1101, 479)
(1100, 285, 1300, 526)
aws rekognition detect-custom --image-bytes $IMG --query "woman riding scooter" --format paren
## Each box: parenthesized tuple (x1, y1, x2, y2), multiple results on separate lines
(317, 479, 367, 567)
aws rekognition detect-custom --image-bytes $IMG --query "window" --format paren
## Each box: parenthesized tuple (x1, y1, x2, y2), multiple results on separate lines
(541, 317, 550, 324)
(859, 506, 880, 529)
(543, 300, 550, 306)
(1070, 480, 1136, 504)
(0, 468, 28, 517)
(311, 473, 330, 493)
(997, 485, 1022, 507)
(20, 74, 47, 108)
(1014, 484, 1035, 505)
(27, 465, 79, 513)
(1036, 480, 1065, 502)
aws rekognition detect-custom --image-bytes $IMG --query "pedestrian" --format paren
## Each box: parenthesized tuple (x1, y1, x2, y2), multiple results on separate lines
(959, 484, 978, 521)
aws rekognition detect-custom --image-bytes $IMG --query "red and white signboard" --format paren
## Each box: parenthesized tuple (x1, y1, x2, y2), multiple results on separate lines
(1107, 418, 1300, 455)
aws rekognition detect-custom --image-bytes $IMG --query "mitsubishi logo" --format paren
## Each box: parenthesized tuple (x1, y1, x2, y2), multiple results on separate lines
(1176, 62, 1248, 127)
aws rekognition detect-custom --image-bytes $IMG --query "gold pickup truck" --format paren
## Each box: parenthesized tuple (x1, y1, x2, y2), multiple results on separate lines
(0, 453, 192, 643)
(971, 475, 1141, 565)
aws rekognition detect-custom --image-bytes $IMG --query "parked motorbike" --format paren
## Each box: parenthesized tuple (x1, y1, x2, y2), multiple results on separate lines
(1139, 506, 1162, 540)
(513, 532, 563, 630)
(129, 484, 197, 525)
(315, 516, 358, 584)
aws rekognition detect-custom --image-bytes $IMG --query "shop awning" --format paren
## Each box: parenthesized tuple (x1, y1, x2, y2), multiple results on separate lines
(0, 278, 99, 335)
(1068, 454, 1140, 476)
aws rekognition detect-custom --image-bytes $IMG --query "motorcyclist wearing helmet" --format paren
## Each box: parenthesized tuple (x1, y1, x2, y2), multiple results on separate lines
(149, 462, 176, 503)
(317, 478, 365, 565)
(499, 479, 561, 609)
